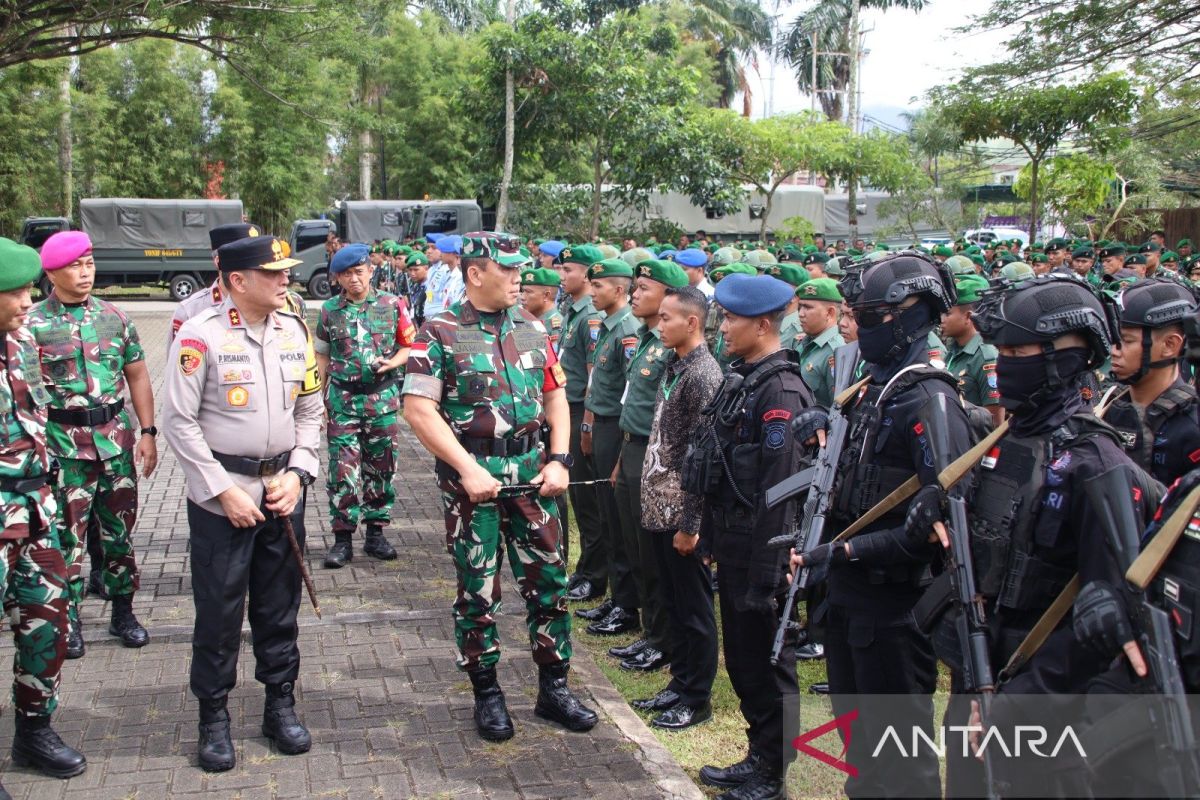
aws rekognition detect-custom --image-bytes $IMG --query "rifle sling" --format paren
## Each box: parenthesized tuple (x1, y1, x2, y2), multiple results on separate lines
(998, 575, 1081, 684)
(1126, 483, 1200, 590)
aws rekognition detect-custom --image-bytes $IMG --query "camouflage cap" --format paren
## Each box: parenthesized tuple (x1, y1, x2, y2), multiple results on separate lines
(461, 232, 522, 262)
(797, 277, 843, 303)
(620, 247, 655, 268)
(710, 263, 757, 284)
(635, 259, 689, 288)
(1000, 262, 1035, 283)
(742, 249, 778, 269)
(945, 255, 977, 276)
(597, 243, 620, 260)
(764, 263, 809, 288)
(711, 246, 742, 267)
(0, 237, 43, 292)
(824, 256, 847, 277)
(558, 243, 603, 267)
(589, 258, 635, 280)
(953, 273, 990, 304)
(520, 266, 559, 286)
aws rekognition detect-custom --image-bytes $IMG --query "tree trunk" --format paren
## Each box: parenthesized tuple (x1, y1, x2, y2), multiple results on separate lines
(359, 129, 373, 200)
(845, 0, 860, 241)
(589, 147, 604, 241)
(1028, 158, 1039, 243)
(759, 191, 773, 241)
(494, 0, 517, 232)
(58, 38, 73, 219)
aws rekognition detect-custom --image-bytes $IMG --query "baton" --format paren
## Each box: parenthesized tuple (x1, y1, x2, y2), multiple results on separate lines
(267, 479, 322, 619)
(497, 478, 611, 494)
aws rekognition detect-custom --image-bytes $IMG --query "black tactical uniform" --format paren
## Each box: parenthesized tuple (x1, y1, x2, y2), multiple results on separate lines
(822, 253, 973, 799)
(942, 275, 1159, 797)
(1103, 279, 1200, 487)
(691, 274, 814, 800)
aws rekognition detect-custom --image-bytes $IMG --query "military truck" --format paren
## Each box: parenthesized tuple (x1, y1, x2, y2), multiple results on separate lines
(19, 198, 245, 301)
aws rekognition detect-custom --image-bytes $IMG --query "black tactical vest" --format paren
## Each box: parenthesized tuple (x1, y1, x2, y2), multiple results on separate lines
(1107, 383, 1200, 481)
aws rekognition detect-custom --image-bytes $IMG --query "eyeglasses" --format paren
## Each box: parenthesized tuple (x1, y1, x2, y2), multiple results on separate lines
(852, 306, 894, 328)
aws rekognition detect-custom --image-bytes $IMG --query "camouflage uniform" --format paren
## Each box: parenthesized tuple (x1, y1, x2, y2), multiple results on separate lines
(314, 291, 415, 537)
(27, 296, 144, 625)
(402, 300, 571, 670)
(0, 327, 68, 718)
(539, 308, 565, 351)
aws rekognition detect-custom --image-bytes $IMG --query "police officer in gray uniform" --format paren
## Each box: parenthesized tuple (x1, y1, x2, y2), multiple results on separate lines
(163, 236, 323, 773)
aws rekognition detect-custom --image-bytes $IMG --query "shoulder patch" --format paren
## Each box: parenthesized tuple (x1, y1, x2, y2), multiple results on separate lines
(178, 344, 204, 377)
(764, 421, 788, 450)
(763, 409, 792, 422)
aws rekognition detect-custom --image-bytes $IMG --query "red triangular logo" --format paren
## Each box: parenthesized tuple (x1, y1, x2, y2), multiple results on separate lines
(792, 709, 859, 777)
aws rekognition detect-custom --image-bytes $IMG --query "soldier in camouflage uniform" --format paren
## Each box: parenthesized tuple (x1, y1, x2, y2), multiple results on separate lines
(403, 233, 598, 742)
(0, 239, 87, 787)
(30, 231, 157, 658)
(315, 244, 415, 568)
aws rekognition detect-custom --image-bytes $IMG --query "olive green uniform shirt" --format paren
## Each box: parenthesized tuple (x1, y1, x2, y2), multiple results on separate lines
(619, 324, 668, 437)
(558, 295, 602, 404)
(795, 325, 845, 408)
(585, 305, 639, 417)
(944, 332, 1000, 407)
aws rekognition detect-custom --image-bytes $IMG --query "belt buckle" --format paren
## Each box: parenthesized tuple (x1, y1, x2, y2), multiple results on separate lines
(260, 460, 280, 477)
(623, 431, 631, 442)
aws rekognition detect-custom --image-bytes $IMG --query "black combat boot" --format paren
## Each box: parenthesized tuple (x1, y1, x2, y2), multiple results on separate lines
(86, 568, 109, 601)
(11, 715, 86, 778)
(262, 682, 311, 754)
(362, 523, 397, 560)
(108, 595, 149, 648)
(716, 763, 785, 800)
(197, 698, 235, 772)
(65, 618, 85, 660)
(324, 533, 353, 568)
(467, 667, 514, 741)
(534, 662, 598, 732)
(700, 749, 762, 788)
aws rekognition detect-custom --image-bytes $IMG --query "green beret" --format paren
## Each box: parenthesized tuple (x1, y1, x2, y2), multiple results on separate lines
(1028, 253, 1048, 264)
(1138, 241, 1161, 253)
(968, 254, 986, 267)
(847, 248, 864, 257)
(802, 252, 829, 267)
(711, 246, 741, 267)
(802, 244, 819, 254)
(520, 266, 559, 286)
(742, 249, 778, 269)
(873, 244, 890, 252)
(497, 253, 533, 270)
(635, 259, 688, 288)
(1000, 262, 1035, 283)
(1162, 250, 1179, 264)
(406, 253, 429, 267)
(964, 245, 982, 255)
(620, 247, 654, 268)
(932, 244, 954, 257)
(1125, 253, 1148, 266)
(518, 246, 531, 258)
(396, 245, 413, 256)
(559, 244, 603, 267)
(1045, 238, 1069, 253)
(1031, 241, 1045, 251)
(414, 238, 427, 248)
(381, 239, 399, 256)
(0, 237, 43, 293)
(954, 274, 990, 304)
(533, 238, 546, 245)
(763, 264, 809, 287)
(588, 258, 634, 280)
(1071, 246, 1093, 259)
(945, 255, 977, 276)
(1178, 238, 1193, 248)
(796, 277, 842, 303)
(710, 263, 757, 284)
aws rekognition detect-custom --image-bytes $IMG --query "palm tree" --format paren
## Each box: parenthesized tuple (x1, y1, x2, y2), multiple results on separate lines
(677, 0, 773, 115)
(778, 0, 923, 122)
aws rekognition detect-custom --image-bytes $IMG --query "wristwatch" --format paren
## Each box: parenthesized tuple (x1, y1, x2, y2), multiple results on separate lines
(580, 422, 593, 433)
(288, 467, 315, 487)
(548, 453, 575, 469)
(140, 426, 158, 437)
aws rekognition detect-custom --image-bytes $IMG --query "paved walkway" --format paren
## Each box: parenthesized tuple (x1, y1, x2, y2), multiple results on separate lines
(0, 305, 701, 800)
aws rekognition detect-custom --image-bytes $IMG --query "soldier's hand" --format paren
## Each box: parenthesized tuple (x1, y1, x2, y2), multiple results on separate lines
(533, 460, 569, 497)
(673, 531, 698, 556)
(265, 472, 302, 518)
(136, 433, 158, 477)
(218, 486, 266, 529)
(461, 462, 502, 503)
(581, 430, 593, 456)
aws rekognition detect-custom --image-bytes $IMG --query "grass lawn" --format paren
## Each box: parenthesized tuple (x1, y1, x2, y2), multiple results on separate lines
(563, 521, 849, 799)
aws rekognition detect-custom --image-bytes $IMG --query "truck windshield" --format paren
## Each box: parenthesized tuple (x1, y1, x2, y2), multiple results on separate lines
(23, 222, 64, 249)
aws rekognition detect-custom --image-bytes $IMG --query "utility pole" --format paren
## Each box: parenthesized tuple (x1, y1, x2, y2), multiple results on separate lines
(58, 25, 75, 219)
(494, 0, 517, 232)
(378, 93, 387, 199)
(846, 0, 861, 240)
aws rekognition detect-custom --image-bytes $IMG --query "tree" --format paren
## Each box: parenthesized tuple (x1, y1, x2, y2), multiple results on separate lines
(673, 0, 772, 114)
(778, 0, 924, 122)
(935, 73, 1138, 241)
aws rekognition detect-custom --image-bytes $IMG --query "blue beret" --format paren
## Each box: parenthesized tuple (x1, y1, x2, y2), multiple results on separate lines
(673, 248, 708, 268)
(714, 273, 794, 316)
(658, 248, 678, 260)
(539, 240, 567, 258)
(330, 243, 370, 274)
(425, 232, 445, 243)
(436, 235, 463, 255)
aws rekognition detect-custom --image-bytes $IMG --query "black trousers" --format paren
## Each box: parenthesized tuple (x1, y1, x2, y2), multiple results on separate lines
(187, 497, 305, 701)
(591, 416, 636, 610)
(615, 437, 668, 651)
(717, 564, 799, 779)
(825, 602, 940, 799)
(568, 402, 603, 586)
(650, 529, 717, 706)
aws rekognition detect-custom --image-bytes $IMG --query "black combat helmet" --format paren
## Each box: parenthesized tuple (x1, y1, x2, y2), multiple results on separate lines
(972, 274, 1115, 369)
(1113, 278, 1200, 384)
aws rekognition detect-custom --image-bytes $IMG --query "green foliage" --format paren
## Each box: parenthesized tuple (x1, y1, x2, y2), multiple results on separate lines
(0, 63, 65, 235)
(774, 216, 816, 242)
(1012, 154, 1115, 226)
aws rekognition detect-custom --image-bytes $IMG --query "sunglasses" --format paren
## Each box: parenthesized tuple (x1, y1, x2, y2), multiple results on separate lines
(851, 306, 895, 328)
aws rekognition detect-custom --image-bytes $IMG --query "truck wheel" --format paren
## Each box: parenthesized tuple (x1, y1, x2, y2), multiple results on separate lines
(307, 270, 332, 300)
(169, 273, 203, 302)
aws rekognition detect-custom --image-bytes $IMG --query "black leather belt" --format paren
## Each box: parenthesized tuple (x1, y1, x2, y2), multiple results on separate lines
(212, 450, 292, 477)
(622, 431, 649, 445)
(593, 414, 620, 423)
(332, 374, 400, 395)
(0, 474, 51, 494)
(459, 435, 536, 457)
(48, 398, 124, 427)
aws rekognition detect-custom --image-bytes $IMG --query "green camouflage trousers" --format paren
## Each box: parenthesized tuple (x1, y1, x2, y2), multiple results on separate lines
(325, 398, 400, 534)
(442, 452, 571, 671)
(57, 453, 139, 623)
(0, 528, 68, 717)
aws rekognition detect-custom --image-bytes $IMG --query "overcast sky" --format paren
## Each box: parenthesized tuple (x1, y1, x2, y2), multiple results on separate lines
(747, 0, 1009, 127)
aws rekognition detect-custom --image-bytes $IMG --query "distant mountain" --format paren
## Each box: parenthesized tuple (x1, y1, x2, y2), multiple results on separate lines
(861, 104, 915, 133)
